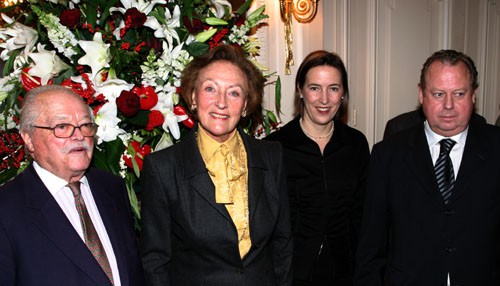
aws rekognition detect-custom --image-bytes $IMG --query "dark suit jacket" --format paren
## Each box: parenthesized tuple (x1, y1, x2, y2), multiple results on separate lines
(140, 126, 293, 286)
(0, 165, 145, 286)
(354, 121, 500, 285)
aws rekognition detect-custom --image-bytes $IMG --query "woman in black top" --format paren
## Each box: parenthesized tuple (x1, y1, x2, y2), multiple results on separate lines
(266, 50, 370, 286)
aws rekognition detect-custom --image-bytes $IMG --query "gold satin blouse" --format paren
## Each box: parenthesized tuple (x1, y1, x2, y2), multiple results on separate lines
(197, 126, 251, 258)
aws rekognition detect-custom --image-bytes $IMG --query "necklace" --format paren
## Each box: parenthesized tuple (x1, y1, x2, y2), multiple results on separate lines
(299, 118, 334, 140)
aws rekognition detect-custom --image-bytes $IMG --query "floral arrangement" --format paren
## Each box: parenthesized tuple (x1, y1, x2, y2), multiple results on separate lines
(0, 0, 279, 227)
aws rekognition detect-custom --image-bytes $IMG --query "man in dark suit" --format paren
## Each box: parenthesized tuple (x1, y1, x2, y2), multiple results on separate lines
(0, 85, 145, 285)
(354, 49, 500, 285)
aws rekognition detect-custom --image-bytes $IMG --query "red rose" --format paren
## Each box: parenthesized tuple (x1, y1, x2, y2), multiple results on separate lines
(60, 8, 81, 28)
(132, 85, 158, 110)
(183, 16, 205, 34)
(145, 37, 162, 52)
(124, 7, 147, 28)
(145, 110, 164, 131)
(116, 90, 140, 117)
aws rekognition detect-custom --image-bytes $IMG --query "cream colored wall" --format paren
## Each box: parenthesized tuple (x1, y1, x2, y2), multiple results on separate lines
(257, 0, 500, 147)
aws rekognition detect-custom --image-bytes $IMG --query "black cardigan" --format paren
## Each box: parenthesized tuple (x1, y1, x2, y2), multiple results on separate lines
(265, 116, 370, 283)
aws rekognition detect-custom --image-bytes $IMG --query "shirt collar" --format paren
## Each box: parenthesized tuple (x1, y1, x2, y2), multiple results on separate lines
(33, 162, 89, 195)
(424, 120, 468, 147)
(197, 126, 239, 162)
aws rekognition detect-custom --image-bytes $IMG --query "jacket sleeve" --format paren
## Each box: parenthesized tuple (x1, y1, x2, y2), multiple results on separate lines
(354, 143, 389, 286)
(269, 144, 294, 286)
(0, 218, 15, 285)
(140, 153, 172, 286)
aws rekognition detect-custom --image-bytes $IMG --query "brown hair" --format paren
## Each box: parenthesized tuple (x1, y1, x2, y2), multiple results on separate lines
(419, 49, 478, 91)
(180, 45, 265, 128)
(294, 50, 349, 120)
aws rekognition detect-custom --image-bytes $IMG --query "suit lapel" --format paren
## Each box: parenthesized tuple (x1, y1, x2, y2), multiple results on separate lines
(449, 123, 488, 204)
(180, 128, 232, 222)
(405, 126, 445, 206)
(241, 132, 266, 223)
(24, 166, 111, 285)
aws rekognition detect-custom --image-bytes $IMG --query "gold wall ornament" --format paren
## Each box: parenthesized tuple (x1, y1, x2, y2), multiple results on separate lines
(1, 0, 22, 8)
(279, 0, 320, 75)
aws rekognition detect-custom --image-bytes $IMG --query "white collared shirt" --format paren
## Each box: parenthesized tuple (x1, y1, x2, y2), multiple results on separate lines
(33, 162, 121, 285)
(424, 121, 468, 178)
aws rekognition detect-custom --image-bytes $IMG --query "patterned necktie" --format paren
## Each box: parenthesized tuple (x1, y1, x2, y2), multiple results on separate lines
(434, 139, 456, 204)
(67, 182, 114, 284)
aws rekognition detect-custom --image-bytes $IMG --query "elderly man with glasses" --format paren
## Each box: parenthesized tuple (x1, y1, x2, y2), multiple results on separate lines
(0, 85, 145, 286)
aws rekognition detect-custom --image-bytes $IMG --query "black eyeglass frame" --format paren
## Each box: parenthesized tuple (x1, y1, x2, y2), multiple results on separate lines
(33, 123, 98, 138)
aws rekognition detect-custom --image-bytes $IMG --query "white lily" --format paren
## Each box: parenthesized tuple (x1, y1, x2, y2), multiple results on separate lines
(154, 132, 174, 151)
(110, 0, 166, 15)
(27, 43, 70, 85)
(154, 90, 187, 140)
(94, 77, 134, 103)
(0, 14, 39, 61)
(210, 0, 232, 19)
(78, 32, 111, 80)
(162, 110, 181, 140)
(94, 101, 125, 144)
(0, 76, 15, 103)
(144, 5, 181, 49)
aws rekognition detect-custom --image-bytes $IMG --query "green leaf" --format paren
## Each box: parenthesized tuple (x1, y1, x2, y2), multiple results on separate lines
(127, 110, 150, 127)
(150, 6, 166, 25)
(235, 0, 254, 15)
(182, 0, 195, 22)
(267, 109, 278, 123)
(3, 50, 19, 77)
(92, 139, 125, 175)
(186, 42, 210, 57)
(84, 2, 98, 27)
(247, 5, 265, 22)
(204, 17, 228, 26)
(194, 28, 217, 43)
(124, 174, 141, 231)
(99, 0, 119, 21)
(275, 76, 282, 118)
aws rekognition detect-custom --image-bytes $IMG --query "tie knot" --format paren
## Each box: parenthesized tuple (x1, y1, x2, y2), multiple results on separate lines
(67, 181, 81, 197)
(439, 138, 456, 155)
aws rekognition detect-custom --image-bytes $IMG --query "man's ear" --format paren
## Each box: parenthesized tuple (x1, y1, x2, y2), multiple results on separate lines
(20, 131, 35, 154)
(418, 84, 424, 105)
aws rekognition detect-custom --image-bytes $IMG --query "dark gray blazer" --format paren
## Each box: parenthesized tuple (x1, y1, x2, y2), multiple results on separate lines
(355, 121, 500, 285)
(140, 126, 293, 286)
(0, 165, 145, 285)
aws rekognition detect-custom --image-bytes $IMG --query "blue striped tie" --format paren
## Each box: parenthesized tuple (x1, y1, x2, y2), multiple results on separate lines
(434, 139, 456, 204)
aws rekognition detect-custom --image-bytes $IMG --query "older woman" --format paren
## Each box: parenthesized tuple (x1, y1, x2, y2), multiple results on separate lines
(140, 45, 293, 286)
(266, 50, 370, 286)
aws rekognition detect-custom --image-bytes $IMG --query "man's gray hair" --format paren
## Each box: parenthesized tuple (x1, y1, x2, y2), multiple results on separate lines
(19, 85, 93, 134)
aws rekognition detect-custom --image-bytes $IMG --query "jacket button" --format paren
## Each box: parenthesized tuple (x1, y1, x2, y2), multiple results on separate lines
(236, 268, 244, 274)
(446, 247, 456, 253)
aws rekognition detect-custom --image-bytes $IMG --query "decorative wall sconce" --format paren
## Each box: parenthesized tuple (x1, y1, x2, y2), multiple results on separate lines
(1, 0, 22, 8)
(279, 0, 319, 74)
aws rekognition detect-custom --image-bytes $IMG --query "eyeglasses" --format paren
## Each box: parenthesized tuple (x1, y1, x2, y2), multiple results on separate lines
(33, 123, 98, 138)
